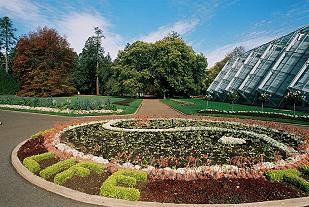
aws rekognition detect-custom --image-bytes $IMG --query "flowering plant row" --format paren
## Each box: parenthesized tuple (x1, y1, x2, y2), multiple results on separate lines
(38, 118, 309, 181)
(0, 104, 123, 114)
(198, 109, 309, 122)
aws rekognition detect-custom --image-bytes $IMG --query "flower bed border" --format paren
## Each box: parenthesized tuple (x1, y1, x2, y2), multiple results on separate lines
(198, 109, 309, 122)
(0, 104, 123, 114)
(12, 138, 309, 207)
(49, 119, 308, 179)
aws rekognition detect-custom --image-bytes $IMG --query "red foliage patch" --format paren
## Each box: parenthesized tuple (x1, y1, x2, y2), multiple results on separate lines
(17, 137, 48, 161)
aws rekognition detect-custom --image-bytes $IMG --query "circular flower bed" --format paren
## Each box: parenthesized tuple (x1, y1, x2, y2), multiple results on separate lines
(56, 119, 305, 171)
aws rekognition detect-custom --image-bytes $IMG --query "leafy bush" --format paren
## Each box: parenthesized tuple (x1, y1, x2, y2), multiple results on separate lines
(264, 169, 301, 182)
(23, 152, 55, 173)
(39, 159, 76, 180)
(0, 69, 19, 95)
(283, 174, 309, 193)
(100, 170, 147, 201)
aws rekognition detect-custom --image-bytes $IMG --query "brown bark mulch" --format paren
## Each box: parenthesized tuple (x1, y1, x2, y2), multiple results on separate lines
(139, 178, 307, 204)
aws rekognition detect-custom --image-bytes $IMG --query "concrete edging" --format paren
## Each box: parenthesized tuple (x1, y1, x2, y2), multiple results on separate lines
(12, 139, 309, 207)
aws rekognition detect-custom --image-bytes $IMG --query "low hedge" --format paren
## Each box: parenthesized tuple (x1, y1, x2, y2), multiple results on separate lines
(264, 169, 301, 182)
(31, 129, 53, 139)
(39, 159, 76, 180)
(299, 165, 309, 176)
(23, 152, 55, 173)
(54, 161, 104, 185)
(283, 174, 309, 193)
(100, 170, 147, 201)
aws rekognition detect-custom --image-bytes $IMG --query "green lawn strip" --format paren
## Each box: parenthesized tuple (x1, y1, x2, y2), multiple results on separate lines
(163, 98, 308, 116)
(200, 113, 309, 126)
(39, 159, 76, 180)
(23, 152, 55, 173)
(53, 161, 104, 185)
(100, 169, 147, 201)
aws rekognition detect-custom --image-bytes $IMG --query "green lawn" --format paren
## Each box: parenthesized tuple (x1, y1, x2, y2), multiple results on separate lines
(162, 98, 309, 125)
(0, 95, 142, 116)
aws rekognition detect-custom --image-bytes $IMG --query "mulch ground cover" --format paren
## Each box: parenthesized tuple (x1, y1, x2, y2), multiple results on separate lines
(63, 172, 111, 195)
(139, 178, 307, 204)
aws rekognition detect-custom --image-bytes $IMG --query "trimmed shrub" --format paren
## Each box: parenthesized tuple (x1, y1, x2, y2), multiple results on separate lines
(54, 166, 90, 185)
(23, 152, 55, 173)
(75, 161, 104, 175)
(31, 129, 53, 139)
(100, 170, 147, 201)
(264, 169, 301, 182)
(283, 174, 309, 193)
(39, 159, 76, 180)
(299, 165, 309, 176)
(23, 157, 41, 173)
(54, 161, 104, 185)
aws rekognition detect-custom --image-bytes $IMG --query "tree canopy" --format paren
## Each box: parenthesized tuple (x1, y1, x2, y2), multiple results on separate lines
(0, 16, 17, 73)
(13, 27, 76, 97)
(106, 33, 208, 97)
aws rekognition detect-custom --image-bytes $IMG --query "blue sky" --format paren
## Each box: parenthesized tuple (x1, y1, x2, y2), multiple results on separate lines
(0, 0, 308, 66)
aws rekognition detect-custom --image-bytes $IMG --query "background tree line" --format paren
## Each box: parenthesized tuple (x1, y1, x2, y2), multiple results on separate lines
(0, 16, 242, 98)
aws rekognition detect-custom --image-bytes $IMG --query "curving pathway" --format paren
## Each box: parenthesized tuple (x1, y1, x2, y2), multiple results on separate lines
(1, 99, 308, 207)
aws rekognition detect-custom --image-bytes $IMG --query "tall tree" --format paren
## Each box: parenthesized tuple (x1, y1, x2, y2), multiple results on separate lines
(106, 33, 207, 97)
(13, 27, 76, 97)
(74, 35, 111, 95)
(94, 27, 105, 95)
(0, 17, 17, 73)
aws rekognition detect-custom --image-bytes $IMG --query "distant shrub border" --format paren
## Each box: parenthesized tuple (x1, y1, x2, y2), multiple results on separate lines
(198, 109, 309, 122)
(0, 104, 123, 114)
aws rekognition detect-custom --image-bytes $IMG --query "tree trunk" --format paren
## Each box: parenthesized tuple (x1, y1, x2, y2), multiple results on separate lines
(293, 103, 296, 117)
(261, 102, 264, 112)
(4, 52, 8, 73)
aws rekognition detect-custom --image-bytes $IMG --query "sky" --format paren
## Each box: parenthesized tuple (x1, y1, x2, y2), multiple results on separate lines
(0, 0, 308, 67)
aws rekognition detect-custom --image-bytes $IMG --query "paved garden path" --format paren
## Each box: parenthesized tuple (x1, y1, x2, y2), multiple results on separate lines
(134, 99, 185, 118)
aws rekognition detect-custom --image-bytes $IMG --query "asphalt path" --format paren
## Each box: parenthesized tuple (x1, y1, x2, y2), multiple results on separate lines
(0, 110, 101, 207)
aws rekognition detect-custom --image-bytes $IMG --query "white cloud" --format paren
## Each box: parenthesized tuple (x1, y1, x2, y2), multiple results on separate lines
(57, 12, 124, 58)
(0, 0, 40, 21)
(205, 35, 277, 67)
(140, 19, 199, 42)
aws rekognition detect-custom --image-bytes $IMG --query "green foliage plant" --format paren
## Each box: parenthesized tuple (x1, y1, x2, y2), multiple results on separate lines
(264, 169, 301, 182)
(39, 159, 76, 180)
(100, 169, 147, 201)
(283, 173, 309, 193)
(53, 161, 104, 185)
(31, 129, 53, 139)
(299, 165, 309, 176)
(23, 152, 55, 173)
